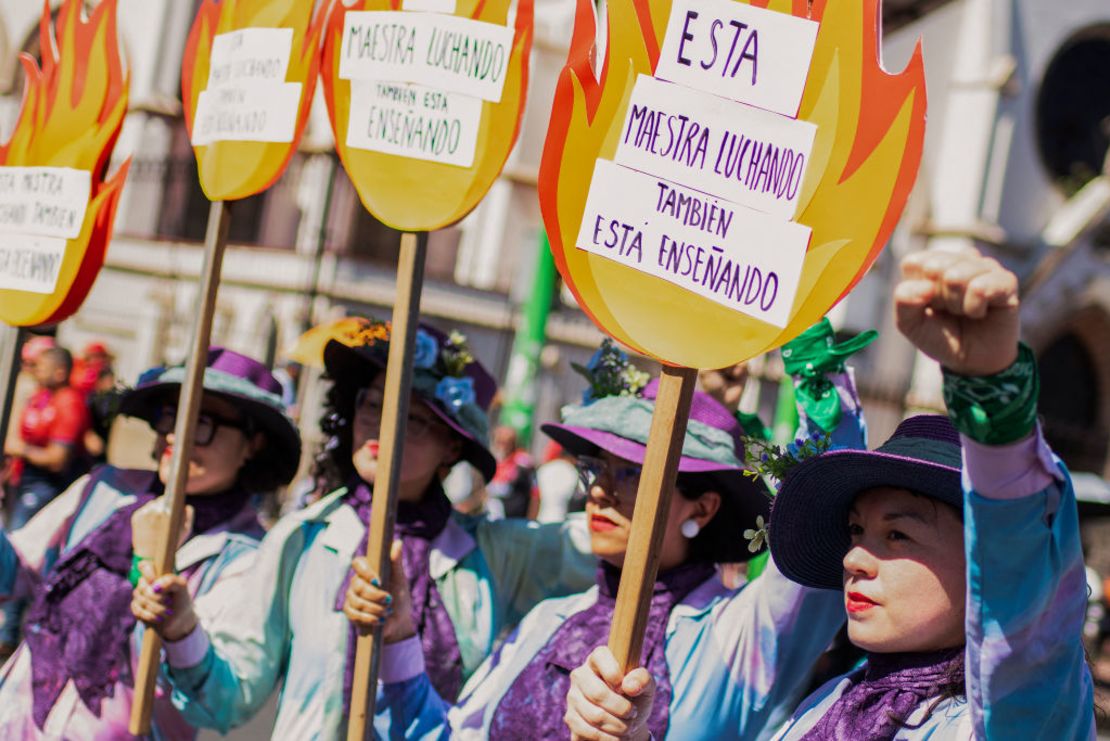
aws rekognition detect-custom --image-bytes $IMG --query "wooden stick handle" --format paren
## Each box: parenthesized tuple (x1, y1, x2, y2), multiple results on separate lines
(346, 231, 428, 741)
(129, 200, 233, 736)
(0, 325, 23, 453)
(608, 365, 698, 671)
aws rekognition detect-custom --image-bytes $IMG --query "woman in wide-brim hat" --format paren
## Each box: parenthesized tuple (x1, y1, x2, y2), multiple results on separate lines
(360, 336, 866, 740)
(569, 250, 1095, 740)
(130, 318, 594, 740)
(0, 347, 299, 740)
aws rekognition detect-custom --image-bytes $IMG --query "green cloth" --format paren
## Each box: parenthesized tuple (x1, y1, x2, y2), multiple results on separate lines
(781, 318, 877, 433)
(129, 554, 144, 588)
(745, 552, 770, 580)
(736, 411, 771, 442)
(559, 395, 743, 467)
(942, 343, 1039, 446)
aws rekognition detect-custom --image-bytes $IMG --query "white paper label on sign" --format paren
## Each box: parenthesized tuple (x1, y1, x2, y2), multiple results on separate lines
(614, 75, 816, 221)
(403, 0, 457, 13)
(0, 235, 67, 294)
(339, 11, 513, 103)
(656, 0, 818, 118)
(0, 167, 91, 240)
(576, 160, 809, 327)
(207, 27, 294, 89)
(346, 81, 482, 168)
(192, 82, 303, 145)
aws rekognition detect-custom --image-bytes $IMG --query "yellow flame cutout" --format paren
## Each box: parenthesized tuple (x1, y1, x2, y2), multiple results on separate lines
(182, 0, 326, 201)
(0, 0, 130, 327)
(539, 0, 926, 369)
(321, 0, 533, 231)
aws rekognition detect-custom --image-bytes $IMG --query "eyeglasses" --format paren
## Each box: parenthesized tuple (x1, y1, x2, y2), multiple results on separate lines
(355, 387, 442, 441)
(575, 454, 642, 502)
(153, 407, 252, 447)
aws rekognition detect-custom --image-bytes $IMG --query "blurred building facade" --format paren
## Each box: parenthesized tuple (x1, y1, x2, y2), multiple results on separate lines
(0, 0, 1106, 477)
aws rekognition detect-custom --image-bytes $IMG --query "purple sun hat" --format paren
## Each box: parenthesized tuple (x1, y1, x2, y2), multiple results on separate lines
(769, 414, 963, 591)
(542, 377, 748, 474)
(118, 347, 302, 487)
(323, 321, 497, 481)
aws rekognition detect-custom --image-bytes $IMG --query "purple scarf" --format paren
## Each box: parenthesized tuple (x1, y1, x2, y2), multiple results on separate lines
(801, 647, 966, 740)
(338, 478, 462, 707)
(489, 560, 714, 741)
(24, 466, 255, 729)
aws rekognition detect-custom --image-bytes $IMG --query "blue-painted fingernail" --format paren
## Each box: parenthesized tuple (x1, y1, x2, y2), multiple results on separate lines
(370, 578, 381, 587)
(386, 607, 394, 617)
(384, 595, 393, 605)
(165, 608, 174, 616)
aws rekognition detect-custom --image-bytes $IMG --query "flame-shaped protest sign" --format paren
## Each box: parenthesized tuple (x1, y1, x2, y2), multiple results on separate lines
(321, 0, 533, 230)
(131, 2, 327, 734)
(182, 0, 326, 201)
(320, 1, 534, 732)
(540, 0, 926, 370)
(539, 0, 927, 676)
(0, 0, 130, 328)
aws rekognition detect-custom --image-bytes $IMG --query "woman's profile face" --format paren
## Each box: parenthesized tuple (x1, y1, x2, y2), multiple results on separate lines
(154, 394, 259, 495)
(842, 487, 966, 653)
(581, 450, 718, 570)
(350, 373, 460, 501)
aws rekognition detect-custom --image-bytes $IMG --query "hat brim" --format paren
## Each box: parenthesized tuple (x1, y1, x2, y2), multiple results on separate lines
(769, 449, 962, 591)
(118, 383, 302, 488)
(541, 422, 740, 474)
(324, 341, 497, 482)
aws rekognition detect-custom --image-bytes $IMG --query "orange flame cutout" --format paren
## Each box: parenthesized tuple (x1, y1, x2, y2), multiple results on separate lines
(0, 0, 130, 328)
(539, 0, 927, 369)
(182, 0, 327, 201)
(321, 0, 533, 231)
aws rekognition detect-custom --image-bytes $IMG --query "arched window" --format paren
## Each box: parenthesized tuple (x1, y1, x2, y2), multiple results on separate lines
(1038, 332, 1108, 474)
(1036, 25, 1110, 195)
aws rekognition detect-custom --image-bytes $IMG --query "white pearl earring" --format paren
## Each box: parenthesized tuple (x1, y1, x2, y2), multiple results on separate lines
(681, 518, 701, 539)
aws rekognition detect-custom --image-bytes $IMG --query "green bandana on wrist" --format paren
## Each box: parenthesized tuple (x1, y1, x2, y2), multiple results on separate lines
(942, 343, 1039, 446)
(781, 318, 877, 433)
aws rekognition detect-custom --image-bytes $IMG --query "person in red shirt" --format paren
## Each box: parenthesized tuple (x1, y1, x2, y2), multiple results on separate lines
(5, 346, 90, 523)
(2, 346, 90, 652)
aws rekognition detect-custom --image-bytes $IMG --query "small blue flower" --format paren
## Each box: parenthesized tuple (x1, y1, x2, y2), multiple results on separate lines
(413, 329, 439, 370)
(435, 376, 476, 414)
(584, 345, 607, 373)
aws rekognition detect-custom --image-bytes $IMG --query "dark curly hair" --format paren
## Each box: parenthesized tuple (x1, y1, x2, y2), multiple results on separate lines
(311, 374, 363, 495)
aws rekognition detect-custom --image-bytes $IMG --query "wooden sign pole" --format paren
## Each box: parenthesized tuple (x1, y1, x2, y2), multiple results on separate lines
(607, 365, 698, 671)
(0, 325, 23, 455)
(347, 230, 428, 741)
(129, 200, 233, 735)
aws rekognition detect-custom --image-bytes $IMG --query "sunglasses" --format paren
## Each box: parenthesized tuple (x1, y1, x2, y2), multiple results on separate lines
(575, 454, 643, 502)
(355, 387, 443, 442)
(153, 407, 253, 447)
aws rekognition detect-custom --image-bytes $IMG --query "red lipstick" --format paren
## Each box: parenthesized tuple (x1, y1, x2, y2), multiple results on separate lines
(846, 592, 878, 614)
(589, 513, 618, 532)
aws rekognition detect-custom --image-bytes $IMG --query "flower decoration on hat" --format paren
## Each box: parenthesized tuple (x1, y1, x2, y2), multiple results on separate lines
(436, 376, 477, 415)
(743, 516, 768, 554)
(742, 431, 831, 487)
(413, 329, 439, 370)
(441, 331, 476, 378)
(571, 339, 650, 405)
